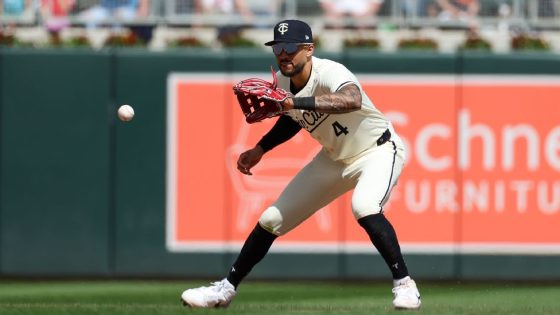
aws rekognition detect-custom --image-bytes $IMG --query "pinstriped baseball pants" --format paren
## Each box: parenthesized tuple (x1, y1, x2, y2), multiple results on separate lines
(259, 133, 406, 236)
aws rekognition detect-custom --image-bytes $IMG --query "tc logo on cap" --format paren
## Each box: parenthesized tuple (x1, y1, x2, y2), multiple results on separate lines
(278, 23, 288, 35)
(264, 19, 313, 46)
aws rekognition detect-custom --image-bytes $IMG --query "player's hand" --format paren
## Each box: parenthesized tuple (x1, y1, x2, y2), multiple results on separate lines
(237, 146, 264, 176)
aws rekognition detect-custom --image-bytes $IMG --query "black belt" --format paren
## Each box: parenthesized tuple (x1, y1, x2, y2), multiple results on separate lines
(376, 129, 391, 146)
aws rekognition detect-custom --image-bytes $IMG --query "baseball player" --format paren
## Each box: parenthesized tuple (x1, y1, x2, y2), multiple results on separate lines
(181, 19, 421, 310)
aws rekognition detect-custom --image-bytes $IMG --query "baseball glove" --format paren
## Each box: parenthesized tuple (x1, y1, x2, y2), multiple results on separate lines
(233, 66, 291, 124)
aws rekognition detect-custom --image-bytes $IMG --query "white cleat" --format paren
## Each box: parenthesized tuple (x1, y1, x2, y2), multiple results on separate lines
(392, 278, 421, 310)
(180, 278, 236, 308)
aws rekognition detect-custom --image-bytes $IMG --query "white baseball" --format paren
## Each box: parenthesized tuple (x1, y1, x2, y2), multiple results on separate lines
(118, 104, 135, 122)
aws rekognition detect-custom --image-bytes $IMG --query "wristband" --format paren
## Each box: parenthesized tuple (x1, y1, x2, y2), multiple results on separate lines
(292, 96, 316, 110)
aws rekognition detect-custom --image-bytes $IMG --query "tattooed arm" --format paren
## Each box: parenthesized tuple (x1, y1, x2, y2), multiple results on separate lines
(315, 83, 362, 113)
(283, 83, 362, 113)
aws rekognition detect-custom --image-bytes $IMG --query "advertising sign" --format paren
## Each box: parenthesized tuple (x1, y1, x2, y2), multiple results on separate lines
(167, 74, 560, 254)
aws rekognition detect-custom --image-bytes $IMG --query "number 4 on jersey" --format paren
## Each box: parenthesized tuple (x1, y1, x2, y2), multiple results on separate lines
(332, 121, 349, 136)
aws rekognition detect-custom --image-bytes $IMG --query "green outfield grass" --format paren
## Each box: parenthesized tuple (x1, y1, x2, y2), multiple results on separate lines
(0, 280, 558, 315)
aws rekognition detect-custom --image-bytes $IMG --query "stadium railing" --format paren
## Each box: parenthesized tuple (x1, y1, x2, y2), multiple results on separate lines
(1, 0, 558, 29)
(1, 0, 559, 53)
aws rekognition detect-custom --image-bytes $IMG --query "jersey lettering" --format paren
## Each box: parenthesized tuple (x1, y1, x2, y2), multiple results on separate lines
(296, 111, 330, 132)
(332, 121, 349, 136)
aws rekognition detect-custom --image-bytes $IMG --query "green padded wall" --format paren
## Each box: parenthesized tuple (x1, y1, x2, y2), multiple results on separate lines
(0, 49, 112, 275)
(112, 50, 230, 277)
(0, 48, 558, 280)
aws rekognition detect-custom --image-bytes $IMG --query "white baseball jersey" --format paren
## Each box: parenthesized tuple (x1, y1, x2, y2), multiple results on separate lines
(277, 56, 389, 161)
(259, 56, 406, 236)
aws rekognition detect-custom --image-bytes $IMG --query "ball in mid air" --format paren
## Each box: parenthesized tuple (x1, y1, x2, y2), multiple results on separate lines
(118, 104, 135, 122)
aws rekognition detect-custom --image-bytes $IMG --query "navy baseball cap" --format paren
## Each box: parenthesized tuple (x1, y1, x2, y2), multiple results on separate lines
(264, 20, 313, 46)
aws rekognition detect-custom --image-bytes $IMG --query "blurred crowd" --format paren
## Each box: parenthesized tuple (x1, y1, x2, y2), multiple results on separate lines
(0, 0, 559, 43)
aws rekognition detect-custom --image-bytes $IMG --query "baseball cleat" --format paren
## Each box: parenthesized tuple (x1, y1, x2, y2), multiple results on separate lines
(392, 277, 421, 310)
(180, 278, 236, 308)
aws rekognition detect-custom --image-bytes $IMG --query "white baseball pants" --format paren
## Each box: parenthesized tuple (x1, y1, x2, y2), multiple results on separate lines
(259, 132, 406, 236)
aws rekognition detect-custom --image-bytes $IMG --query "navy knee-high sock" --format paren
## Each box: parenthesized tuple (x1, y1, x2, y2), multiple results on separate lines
(226, 223, 277, 288)
(358, 213, 409, 280)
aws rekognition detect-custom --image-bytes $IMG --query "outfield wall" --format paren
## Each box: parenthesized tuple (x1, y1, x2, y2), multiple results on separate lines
(0, 48, 559, 280)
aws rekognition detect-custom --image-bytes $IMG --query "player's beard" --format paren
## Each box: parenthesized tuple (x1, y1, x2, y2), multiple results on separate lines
(279, 60, 305, 77)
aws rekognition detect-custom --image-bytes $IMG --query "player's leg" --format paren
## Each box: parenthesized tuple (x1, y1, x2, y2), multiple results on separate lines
(348, 140, 421, 310)
(225, 222, 277, 288)
(358, 214, 420, 310)
(228, 151, 352, 285)
(181, 151, 351, 308)
(351, 140, 408, 281)
(180, 221, 280, 308)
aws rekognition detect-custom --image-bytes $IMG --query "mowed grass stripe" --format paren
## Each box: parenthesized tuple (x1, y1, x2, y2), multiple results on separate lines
(0, 281, 559, 315)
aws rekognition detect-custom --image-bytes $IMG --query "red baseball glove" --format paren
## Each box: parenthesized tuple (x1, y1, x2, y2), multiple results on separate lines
(233, 66, 291, 124)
